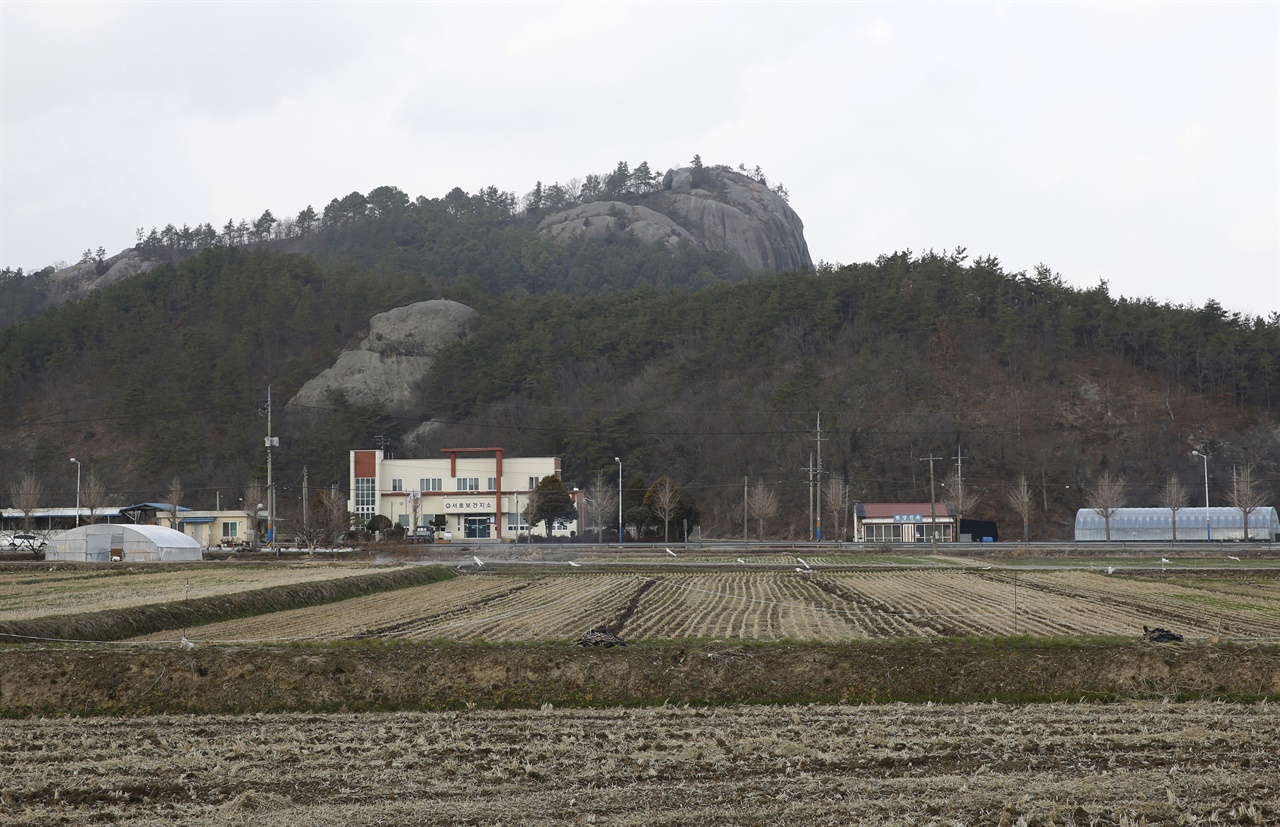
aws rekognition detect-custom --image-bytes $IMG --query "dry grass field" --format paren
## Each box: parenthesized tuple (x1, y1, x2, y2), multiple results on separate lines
(120, 568, 1280, 645)
(3, 557, 1279, 825)
(0, 563, 387, 621)
(2, 701, 1274, 825)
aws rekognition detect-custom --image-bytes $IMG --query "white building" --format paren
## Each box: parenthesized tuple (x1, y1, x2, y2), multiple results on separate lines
(856, 503, 956, 543)
(349, 448, 581, 542)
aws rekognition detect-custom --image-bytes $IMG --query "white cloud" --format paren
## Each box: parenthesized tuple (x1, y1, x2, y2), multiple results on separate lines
(1, 1, 1275, 315)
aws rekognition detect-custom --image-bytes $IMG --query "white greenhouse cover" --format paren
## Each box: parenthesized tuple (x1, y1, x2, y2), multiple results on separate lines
(1073, 506, 1279, 542)
(47, 524, 203, 562)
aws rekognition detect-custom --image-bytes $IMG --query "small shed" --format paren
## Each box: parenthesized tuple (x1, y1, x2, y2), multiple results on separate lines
(47, 524, 204, 562)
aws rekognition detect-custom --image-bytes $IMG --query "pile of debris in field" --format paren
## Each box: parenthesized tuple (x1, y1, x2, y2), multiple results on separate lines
(576, 625, 627, 647)
(1142, 625, 1184, 643)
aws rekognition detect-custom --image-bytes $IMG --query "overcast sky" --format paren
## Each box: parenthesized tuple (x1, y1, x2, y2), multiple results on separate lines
(2, 1, 1276, 316)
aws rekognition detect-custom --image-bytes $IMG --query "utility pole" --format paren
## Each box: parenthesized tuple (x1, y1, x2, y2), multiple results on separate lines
(920, 454, 941, 546)
(265, 386, 279, 556)
(953, 446, 967, 531)
(302, 466, 309, 541)
(743, 476, 748, 544)
(802, 453, 815, 541)
(815, 413, 826, 541)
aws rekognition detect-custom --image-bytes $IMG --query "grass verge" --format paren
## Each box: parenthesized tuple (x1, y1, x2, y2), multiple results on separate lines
(1, 638, 1275, 716)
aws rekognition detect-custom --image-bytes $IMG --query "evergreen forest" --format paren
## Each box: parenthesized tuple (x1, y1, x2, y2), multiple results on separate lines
(1, 174, 1277, 540)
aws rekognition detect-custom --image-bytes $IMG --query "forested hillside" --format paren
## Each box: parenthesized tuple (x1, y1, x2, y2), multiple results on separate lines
(1, 172, 1276, 540)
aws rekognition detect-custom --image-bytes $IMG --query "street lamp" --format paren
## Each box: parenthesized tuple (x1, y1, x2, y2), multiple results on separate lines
(1191, 450, 1210, 541)
(70, 458, 81, 527)
(615, 457, 623, 544)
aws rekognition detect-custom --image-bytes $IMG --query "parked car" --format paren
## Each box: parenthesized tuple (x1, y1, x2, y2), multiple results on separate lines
(406, 527, 436, 544)
(9, 532, 47, 552)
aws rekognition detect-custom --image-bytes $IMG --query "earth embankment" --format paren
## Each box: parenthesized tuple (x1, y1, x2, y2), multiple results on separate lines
(3, 639, 1276, 716)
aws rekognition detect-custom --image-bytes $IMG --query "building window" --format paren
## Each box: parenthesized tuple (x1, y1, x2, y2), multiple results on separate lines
(420, 478, 442, 492)
(506, 512, 528, 532)
(528, 476, 539, 490)
(222, 522, 238, 538)
(487, 477, 497, 491)
(391, 478, 403, 492)
(398, 514, 409, 527)
(355, 477, 377, 517)
(864, 523, 902, 543)
(456, 477, 479, 491)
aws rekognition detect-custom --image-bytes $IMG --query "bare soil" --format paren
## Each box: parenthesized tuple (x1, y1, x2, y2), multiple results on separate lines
(1, 701, 1274, 825)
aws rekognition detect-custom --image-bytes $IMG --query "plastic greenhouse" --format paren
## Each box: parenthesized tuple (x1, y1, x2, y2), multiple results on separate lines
(47, 524, 204, 562)
(1073, 507, 1279, 542)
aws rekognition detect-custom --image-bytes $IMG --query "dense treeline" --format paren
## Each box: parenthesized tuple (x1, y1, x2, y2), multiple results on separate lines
(0, 160, 755, 332)
(0, 176, 1276, 538)
(411, 249, 1279, 536)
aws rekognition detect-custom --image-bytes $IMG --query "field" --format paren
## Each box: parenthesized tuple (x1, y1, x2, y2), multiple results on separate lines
(113, 567, 1280, 645)
(3, 551, 1279, 824)
(2, 701, 1275, 825)
(0, 562, 388, 621)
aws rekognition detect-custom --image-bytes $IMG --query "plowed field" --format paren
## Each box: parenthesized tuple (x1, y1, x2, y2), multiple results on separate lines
(2, 702, 1274, 826)
(130, 570, 1280, 645)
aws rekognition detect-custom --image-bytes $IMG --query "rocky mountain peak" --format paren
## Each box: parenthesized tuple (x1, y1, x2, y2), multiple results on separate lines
(537, 165, 811, 274)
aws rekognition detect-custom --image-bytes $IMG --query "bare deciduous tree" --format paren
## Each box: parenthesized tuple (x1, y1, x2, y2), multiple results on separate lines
(244, 480, 265, 548)
(1229, 465, 1267, 541)
(1159, 475, 1188, 543)
(942, 469, 979, 535)
(80, 471, 111, 525)
(1085, 471, 1126, 541)
(299, 486, 349, 550)
(824, 475, 851, 542)
(583, 469, 618, 543)
(409, 492, 423, 535)
(645, 476, 682, 543)
(747, 481, 779, 541)
(1005, 474, 1033, 542)
(9, 473, 43, 532)
(521, 488, 543, 539)
(166, 476, 184, 531)
(318, 486, 350, 547)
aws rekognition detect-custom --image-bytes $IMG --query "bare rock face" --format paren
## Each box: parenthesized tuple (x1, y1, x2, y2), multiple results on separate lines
(290, 299, 478, 417)
(536, 166, 811, 274)
(663, 167, 811, 273)
(45, 249, 157, 304)
(537, 202, 699, 253)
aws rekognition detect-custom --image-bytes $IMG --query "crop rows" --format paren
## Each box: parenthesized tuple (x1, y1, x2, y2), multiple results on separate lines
(0, 565, 385, 621)
(128, 575, 522, 642)
(100, 569, 1280, 645)
(2, 701, 1275, 825)
(1009, 571, 1280, 639)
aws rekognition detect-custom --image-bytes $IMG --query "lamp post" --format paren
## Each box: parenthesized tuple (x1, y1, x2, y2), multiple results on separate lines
(1191, 450, 1210, 541)
(70, 458, 81, 527)
(615, 457, 623, 544)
